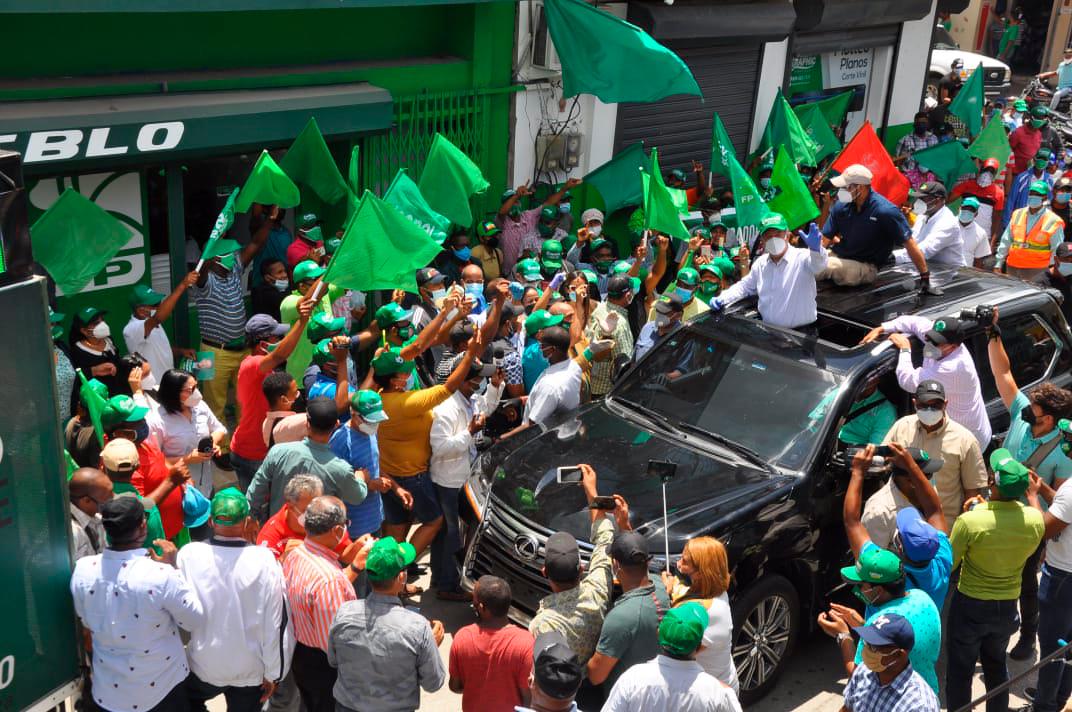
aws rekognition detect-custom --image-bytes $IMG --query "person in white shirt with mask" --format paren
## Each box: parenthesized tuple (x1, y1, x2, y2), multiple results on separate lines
(894, 182, 966, 267)
(123, 276, 200, 390)
(955, 197, 993, 268)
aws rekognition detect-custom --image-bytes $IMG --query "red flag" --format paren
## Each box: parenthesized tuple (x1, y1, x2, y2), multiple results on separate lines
(831, 120, 909, 207)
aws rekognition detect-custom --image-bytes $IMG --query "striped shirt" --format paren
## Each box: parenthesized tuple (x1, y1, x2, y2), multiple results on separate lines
(191, 255, 248, 343)
(281, 539, 355, 651)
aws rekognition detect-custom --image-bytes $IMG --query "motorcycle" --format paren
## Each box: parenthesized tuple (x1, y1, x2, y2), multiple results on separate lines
(1022, 76, 1072, 115)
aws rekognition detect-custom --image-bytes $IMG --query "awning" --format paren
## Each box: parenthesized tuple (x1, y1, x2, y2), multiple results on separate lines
(792, 0, 932, 34)
(0, 82, 393, 172)
(627, 0, 797, 42)
(0, 0, 510, 11)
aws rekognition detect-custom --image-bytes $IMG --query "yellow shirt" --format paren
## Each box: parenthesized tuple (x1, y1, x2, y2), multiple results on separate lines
(470, 245, 503, 280)
(378, 385, 452, 477)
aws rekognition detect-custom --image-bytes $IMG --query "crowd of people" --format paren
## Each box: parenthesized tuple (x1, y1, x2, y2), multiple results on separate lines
(55, 63, 1072, 712)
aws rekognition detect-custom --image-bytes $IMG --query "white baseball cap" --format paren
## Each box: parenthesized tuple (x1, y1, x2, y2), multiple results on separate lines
(581, 208, 604, 225)
(831, 164, 874, 187)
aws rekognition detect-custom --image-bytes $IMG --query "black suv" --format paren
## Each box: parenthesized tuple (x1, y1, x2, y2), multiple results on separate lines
(460, 265, 1072, 702)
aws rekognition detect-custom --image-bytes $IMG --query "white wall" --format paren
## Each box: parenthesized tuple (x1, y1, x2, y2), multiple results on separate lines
(749, 39, 790, 152)
(888, 1, 939, 129)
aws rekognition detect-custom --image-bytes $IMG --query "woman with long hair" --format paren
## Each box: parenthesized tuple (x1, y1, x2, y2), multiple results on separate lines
(146, 368, 226, 499)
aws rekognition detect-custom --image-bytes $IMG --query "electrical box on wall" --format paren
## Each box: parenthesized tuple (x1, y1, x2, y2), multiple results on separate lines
(536, 133, 565, 171)
(564, 132, 582, 169)
(531, 1, 562, 71)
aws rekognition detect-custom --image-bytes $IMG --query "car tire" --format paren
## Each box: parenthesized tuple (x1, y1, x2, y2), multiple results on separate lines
(730, 574, 800, 705)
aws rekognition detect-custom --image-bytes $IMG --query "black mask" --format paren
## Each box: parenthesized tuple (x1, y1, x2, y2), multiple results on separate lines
(1021, 404, 1038, 427)
(914, 123, 928, 136)
(484, 237, 500, 250)
(133, 420, 151, 444)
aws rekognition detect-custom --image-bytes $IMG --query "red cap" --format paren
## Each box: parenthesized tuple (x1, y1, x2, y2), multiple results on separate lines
(982, 158, 1001, 171)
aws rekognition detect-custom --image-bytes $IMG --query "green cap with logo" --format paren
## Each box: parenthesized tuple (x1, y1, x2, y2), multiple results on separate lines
(676, 267, 699, 287)
(699, 263, 723, 279)
(129, 284, 165, 308)
(374, 302, 413, 328)
(299, 213, 319, 230)
(1014, 99, 1029, 112)
(840, 546, 904, 584)
(325, 237, 343, 256)
(210, 487, 250, 526)
(1029, 180, 1051, 196)
(525, 309, 564, 335)
(351, 390, 389, 423)
(961, 196, 981, 211)
(760, 212, 788, 233)
(690, 225, 711, 239)
(371, 349, 416, 376)
(311, 338, 336, 367)
(293, 259, 326, 284)
(541, 239, 564, 269)
(540, 205, 558, 222)
(202, 238, 241, 261)
(477, 220, 501, 237)
(658, 601, 709, 656)
(713, 256, 736, 277)
(1032, 104, 1050, 119)
(77, 306, 107, 324)
(517, 258, 543, 282)
(581, 269, 599, 285)
(50, 307, 65, 339)
(100, 394, 150, 430)
(366, 536, 417, 582)
(308, 312, 346, 342)
(989, 448, 1031, 498)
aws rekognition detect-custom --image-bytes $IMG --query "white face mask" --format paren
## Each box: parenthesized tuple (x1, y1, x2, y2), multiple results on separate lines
(958, 210, 975, 225)
(358, 421, 379, 436)
(1059, 262, 1072, 276)
(654, 313, 672, 329)
(588, 224, 603, 237)
(837, 188, 854, 204)
(977, 172, 995, 188)
(273, 279, 289, 292)
(923, 343, 943, 361)
(912, 199, 929, 216)
(91, 322, 111, 339)
(184, 388, 203, 408)
(916, 406, 944, 427)
(764, 236, 788, 258)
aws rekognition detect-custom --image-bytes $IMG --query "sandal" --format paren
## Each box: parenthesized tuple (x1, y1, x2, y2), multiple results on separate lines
(400, 582, 424, 598)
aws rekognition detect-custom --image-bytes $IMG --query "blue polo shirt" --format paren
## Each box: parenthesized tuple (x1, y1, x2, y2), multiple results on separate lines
(1005, 390, 1072, 505)
(856, 588, 941, 694)
(522, 340, 549, 391)
(328, 424, 383, 538)
(822, 190, 911, 266)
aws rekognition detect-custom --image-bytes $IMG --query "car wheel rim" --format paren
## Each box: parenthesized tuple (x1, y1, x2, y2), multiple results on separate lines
(732, 594, 792, 692)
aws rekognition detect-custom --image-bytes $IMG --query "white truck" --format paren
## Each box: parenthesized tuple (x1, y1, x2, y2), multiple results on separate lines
(929, 25, 1011, 99)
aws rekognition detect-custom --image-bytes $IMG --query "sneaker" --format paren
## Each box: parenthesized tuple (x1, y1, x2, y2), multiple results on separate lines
(1010, 635, 1038, 661)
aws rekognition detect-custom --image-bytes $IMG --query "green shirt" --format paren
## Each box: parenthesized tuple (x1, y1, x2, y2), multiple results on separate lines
(246, 437, 368, 520)
(838, 391, 897, 446)
(951, 500, 1044, 600)
(111, 482, 166, 556)
(279, 290, 336, 383)
(595, 578, 671, 692)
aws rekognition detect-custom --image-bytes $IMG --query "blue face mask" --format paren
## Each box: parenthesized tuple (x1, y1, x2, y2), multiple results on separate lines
(1029, 195, 1045, 209)
(464, 282, 484, 299)
(453, 247, 472, 261)
(958, 210, 975, 224)
(759, 177, 771, 189)
(675, 286, 695, 303)
(559, 202, 571, 214)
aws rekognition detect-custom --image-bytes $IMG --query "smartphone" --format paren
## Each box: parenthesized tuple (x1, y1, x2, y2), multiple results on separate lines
(197, 436, 213, 454)
(700, 245, 713, 260)
(556, 466, 584, 484)
(589, 495, 616, 510)
(647, 459, 678, 482)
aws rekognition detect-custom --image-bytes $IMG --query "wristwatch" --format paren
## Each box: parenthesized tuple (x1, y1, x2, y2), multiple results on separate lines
(836, 632, 852, 644)
(349, 562, 364, 573)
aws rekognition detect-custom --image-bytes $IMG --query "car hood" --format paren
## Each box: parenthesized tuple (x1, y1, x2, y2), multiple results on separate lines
(482, 402, 798, 550)
(931, 47, 1010, 74)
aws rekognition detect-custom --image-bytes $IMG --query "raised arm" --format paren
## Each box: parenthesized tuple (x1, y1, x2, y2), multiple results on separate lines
(890, 442, 947, 532)
(144, 271, 198, 337)
(844, 446, 873, 558)
(986, 308, 1019, 410)
(261, 298, 314, 373)
(542, 177, 581, 208)
(443, 328, 485, 394)
(241, 204, 278, 267)
(399, 293, 459, 361)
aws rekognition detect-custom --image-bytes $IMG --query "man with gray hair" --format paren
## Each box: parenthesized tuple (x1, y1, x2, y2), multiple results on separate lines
(282, 496, 372, 712)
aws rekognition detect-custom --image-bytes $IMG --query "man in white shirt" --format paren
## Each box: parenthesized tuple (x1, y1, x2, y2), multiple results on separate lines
(68, 467, 112, 561)
(178, 488, 291, 712)
(956, 197, 993, 268)
(428, 357, 501, 601)
(713, 212, 828, 330)
(894, 182, 966, 267)
(602, 602, 742, 712)
(70, 496, 204, 712)
(122, 275, 199, 388)
(522, 327, 588, 429)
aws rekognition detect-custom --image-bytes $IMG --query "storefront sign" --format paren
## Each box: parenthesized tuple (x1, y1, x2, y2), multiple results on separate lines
(0, 122, 185, 164)
(790, 48, 875, 137)
(790, 55, 824, 95)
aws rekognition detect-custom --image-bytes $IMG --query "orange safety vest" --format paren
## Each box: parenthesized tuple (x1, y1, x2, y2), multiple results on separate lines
(1008, 208, 1064, 269)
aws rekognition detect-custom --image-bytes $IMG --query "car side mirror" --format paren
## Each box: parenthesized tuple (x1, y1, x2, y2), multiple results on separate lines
(612, 354, 632, 383)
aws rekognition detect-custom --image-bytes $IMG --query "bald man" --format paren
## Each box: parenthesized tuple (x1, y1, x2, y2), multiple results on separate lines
(68, 467, 113, 560)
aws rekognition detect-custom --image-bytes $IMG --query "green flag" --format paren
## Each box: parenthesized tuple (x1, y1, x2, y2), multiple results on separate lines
(767, 146, 819, 230)
(30, 189, 132, 295)
(324, 190, 445, 294)
(727, 153, 770, 231)
(667, 186, 690, 214)
(543, 0, 701, 103)
(584, 142, 648, 214)
(756, 89, 818, 167)
(642, 148, 690, 240)
(794, 90, 854, 130)
(968, 116, 1013, 172)
(949, 65, 985, 138)
(348, 145, 360, 195)
(235, 150, 301, 213)
(76, 369, 109, 448)
(279, 117, 350, 206)
(710, 113, 737, 178)
(383, 169, 452, 245)
(195, 187, 239, 270)
(794, 104, 842, 163)
(418, 133, 489, 228)
(912, 140, 977, 189)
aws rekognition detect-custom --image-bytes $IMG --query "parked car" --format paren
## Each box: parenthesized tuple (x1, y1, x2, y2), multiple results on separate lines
(930, 25, 1012, 98)
(461, 264, 1072, 703)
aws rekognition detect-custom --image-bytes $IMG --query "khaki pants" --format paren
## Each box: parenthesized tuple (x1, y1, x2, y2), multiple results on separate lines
(198, 341, 248, 431)
(817, 256, 878, 286)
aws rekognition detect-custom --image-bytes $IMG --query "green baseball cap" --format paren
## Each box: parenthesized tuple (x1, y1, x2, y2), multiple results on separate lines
(709, 215, 727, 230)
(990, 448, 1031, 498)
(77, 306, 107, 324)
(50, 307, 65, 339)
(690, 225, 711, 240)
(713, 256, 736, 277)
(1030, 180, 1051, 196)
(541, 239, 564, 269)
(699, 263, 723, 279)
(1032, 104, 1050, 119)
(299, 213, 319, 230)
(611, 260, 632, 275)
(525, 309, 564, 336)
(760, 212, 788, 233)
(668, 168, 688, 183)
(658, 602, 709, 656)
(325, 237, 343, 256)
(366, 536, 417, 582)
(540, 205, 558, 222)
(293, 259, 326, 284)
(961, 196, 981, 211)
(308, 312, 346, 342)
(477, 220, 501, 237)
(581, 269, 599, 285)
(676, 267, 699, 287)
(374, 302, 413, 328)
(351, 390, 389, 423)
(371, 349, 416, 376)
(210, 487, 250, 526)
(840, 546, 904, 584)
(590, 238, 610, 253)
(128, 284, 165, 308)
(79, 378, 109, 407)
(202, 238, 241, 261)
(517, 258, 543, 282)
(311, 338, 336, 367)
(500, 189, 517, 203)
(1014, 99, 1029, 112)
(100, 395, 150, 430)
(1037, 148, 1053, 161)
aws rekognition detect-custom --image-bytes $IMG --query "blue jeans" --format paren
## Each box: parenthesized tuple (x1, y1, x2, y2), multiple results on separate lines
(1035, 564, 1072, 712)
(946, 590, 1020, 712)
(1052, 87, 1072, 111)
(230, 452, 262, 505)
(429, 483, 462, 592)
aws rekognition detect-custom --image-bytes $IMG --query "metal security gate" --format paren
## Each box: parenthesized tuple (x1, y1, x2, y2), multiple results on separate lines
(614, 41, 763, 175)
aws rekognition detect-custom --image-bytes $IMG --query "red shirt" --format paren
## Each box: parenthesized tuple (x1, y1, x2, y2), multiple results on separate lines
(1009, 126, 1043, 176)
(257, 503, 352, 560)
(951, 178, 1006, 212)
(130, 439, 184, 538)
(231, 355, 271, 461)
(286, 236, 323, 269)
(448, 623, 534, 712)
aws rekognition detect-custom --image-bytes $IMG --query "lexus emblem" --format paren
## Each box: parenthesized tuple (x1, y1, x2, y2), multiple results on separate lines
(514, 533, 540, 561)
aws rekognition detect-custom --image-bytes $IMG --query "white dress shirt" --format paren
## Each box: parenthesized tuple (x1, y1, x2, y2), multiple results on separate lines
(881, 315, 993, 448)
(524, 358, 583, 426)
(146, 402, 227, 497)
(177, 537, 293, 687)
(122, 316, 174, 389)
(895, 207, 965, 266)
(602, 655, 743, 712)
(430, 392, 478, 489)
(958, 220, 992, 265)
(70, 548, 204, 712)
(719, 245, 828, 328)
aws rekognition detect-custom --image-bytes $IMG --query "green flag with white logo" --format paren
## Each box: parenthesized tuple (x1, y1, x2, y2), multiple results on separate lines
(755, 88, 818, 167)
(383, 169, 451, 245)
(728, 153, 771, 232)
(584, 142, 648, 214)
(949, 65, 985, 138)
(794, 104, 842, 163)
(767, 146, 819, 230)
(710, 113, 737, 178)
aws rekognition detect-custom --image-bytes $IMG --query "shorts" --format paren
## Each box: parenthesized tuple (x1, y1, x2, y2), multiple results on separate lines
(817, 256, 878, 286)
(382, 471, 443, 525)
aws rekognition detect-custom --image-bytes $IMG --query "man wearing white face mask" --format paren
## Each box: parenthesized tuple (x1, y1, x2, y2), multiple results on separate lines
(954, 197, 993, 268)
(894, 182, 966, 267)
(329, 391, 394, 547)
(951, 158, 1005, 244)
(634, 294, 684, 361)
(711, 212, 828, 330)
(124, 278, 200, 390)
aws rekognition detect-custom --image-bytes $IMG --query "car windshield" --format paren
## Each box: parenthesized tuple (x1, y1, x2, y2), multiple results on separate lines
(612, 321, 841, 470)
(934, 26, 959, 50)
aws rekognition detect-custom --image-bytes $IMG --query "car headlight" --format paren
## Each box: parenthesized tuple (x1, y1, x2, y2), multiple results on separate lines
(1005, 68, 1012, 83)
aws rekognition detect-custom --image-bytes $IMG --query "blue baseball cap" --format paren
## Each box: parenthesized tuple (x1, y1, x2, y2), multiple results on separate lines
(895, 507, 940, 562)
(854, 613, 915, 651)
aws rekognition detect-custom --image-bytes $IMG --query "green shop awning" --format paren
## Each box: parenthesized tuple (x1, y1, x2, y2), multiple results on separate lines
(0, 82, 393, 172)
(0, 0, 510, 10)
